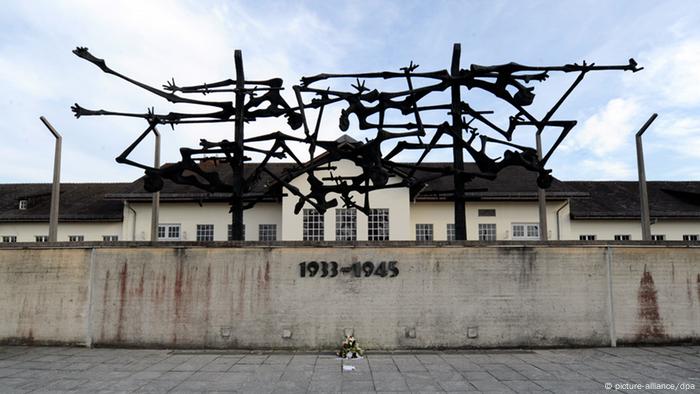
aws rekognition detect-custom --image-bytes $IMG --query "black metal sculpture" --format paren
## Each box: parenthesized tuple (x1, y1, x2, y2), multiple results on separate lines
(71, 44, 640, 240)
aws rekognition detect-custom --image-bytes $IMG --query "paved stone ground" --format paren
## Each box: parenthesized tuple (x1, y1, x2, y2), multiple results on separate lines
(0, 346, 698, 393)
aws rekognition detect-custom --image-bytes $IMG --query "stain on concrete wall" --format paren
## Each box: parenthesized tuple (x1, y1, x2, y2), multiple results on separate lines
(636, 267, 667, 341)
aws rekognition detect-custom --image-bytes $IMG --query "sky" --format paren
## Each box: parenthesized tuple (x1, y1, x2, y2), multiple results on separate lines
(1, 0, 699, 184)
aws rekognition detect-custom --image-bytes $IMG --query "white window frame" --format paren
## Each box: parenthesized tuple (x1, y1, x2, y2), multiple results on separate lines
(368, 208, 389, 241)
(579, 234, 596, 241)
(102, 235, 119, 242)
(651, 234, 665, 241)
(2, 235, 17, 243)
(35, 235, 48, 243)
(196, 224, 214, 241)
(258, 224, 277, 241)
(683, 234, 699, 241)
(68, 235, 85, 242)
(478, 223, 497, 241)
(446, 224, 455, 241)
(512, 223, 539, 240)
(303, 209, 324, 241)
(335, 208, 357, 241)
(614, 234, 631, 241)
(415, 223, 433, 241)
(158, 224, 181, 241)
(18, 200, 28, 210)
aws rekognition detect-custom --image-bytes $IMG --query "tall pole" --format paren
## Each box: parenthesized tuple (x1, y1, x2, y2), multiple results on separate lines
(40, 117, 62, 242)
(536, 132, 548, 241)
(39, 116, 63, 242)
(450, 43, 467, 241)
(150, 128, 161, 242)
(231, 50, 245, 241)
(636, 113, 658, 241)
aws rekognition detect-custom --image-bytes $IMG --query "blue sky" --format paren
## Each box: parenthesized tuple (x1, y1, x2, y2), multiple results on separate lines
(1, 0, 699, 183)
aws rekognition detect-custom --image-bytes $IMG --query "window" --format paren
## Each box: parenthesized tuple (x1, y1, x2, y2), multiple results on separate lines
(683, 234, 699, 241)
(478, 209, 496, 217)
(158, 224, 181, 240)
(68, 235, 84, 242)
(446, 224, 456, 241)
(579, 235, 596, 241)
(614, 234, 631, 241)
(18, 200, 28, 210)
(2, 236, 17, 243)
(102, 235, 118, 242)
(35, 235, 48, 243)
(478, 224, 497, 241)
(335, 209, 357, 241)
(368, 209, 389, 241)
(512, 223, 539, 240)
(651, 234, 665, 241)
(227, 224, 246, 241)
(259, 224, 277, 241)
(196, 224, 214, 241)
(416, 224, 433, 241)
(303, 209, 324, 241)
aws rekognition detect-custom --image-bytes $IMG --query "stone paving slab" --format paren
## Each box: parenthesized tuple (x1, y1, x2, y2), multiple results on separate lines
(0, 346, 698, 393)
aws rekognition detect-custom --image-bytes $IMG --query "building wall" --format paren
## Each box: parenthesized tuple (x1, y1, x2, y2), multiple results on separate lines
(0, 222, 122, 242)
(563, 219, 700, 241)
(1, 244, 698, 349)
(410, 200, 568, 240)
(282, 159, 412, 241)
(123, 202, 282, 241)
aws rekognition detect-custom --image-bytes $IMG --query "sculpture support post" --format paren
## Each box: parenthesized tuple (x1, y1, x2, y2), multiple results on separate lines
(636, 113, 658, 241)
(40, 116, 62, 243)
(150, 129, 161, 242)
(450, 43, 467, 241)
(231, 50, 245, 241)
(536, 131, 548, 241)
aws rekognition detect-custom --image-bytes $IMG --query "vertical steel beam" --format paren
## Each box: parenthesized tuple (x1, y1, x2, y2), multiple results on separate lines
(635, 113, 658, 241)
(536, 132, 548, 241)
(150, 128, 161, 242)
(231, 50, 245, 241)
(40, 116, 62, 242)
(450, 43, 467, 241)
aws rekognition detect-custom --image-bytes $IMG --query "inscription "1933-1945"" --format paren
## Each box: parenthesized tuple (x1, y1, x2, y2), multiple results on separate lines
(299, 261, 399, 278)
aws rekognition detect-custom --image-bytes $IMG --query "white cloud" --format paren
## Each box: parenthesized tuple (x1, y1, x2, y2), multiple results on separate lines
(626, 37, 700, 108)
(649, 115, 700, 160)
(579, 159, 634, 180)
(562, 98, 640, 156)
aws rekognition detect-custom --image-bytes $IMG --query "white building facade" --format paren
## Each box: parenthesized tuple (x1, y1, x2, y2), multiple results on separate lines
(2, 160, 700, 243)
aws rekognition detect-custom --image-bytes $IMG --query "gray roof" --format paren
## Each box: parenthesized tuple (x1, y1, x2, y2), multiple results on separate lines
(566, 181, 700, 219)
(2, 164, 700, 222)
(408, 164, 583, 201)
(0, 183, 129, 222)
(105, 162, 290, 202)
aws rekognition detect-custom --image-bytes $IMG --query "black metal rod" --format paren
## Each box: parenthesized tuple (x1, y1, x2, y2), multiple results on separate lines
(231, 50, 245, 241)
(450, 43, 467, 241)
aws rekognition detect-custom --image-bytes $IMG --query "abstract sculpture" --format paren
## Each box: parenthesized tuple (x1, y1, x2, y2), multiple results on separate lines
(71, 44, 640, 240)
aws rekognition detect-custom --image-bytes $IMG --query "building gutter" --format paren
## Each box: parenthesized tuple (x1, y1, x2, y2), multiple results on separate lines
(555, 199, 570, 240)
(123, 200, 137, 241)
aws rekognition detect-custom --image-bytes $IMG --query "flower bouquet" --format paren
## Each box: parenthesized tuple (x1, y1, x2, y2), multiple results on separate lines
(337, 335, 364, 359)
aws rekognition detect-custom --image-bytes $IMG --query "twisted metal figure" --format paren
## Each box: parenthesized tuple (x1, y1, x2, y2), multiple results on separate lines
(71, 45, 641, 240)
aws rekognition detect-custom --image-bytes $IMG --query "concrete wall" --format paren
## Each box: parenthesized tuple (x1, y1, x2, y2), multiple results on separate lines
(0, 244, 698, 349)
